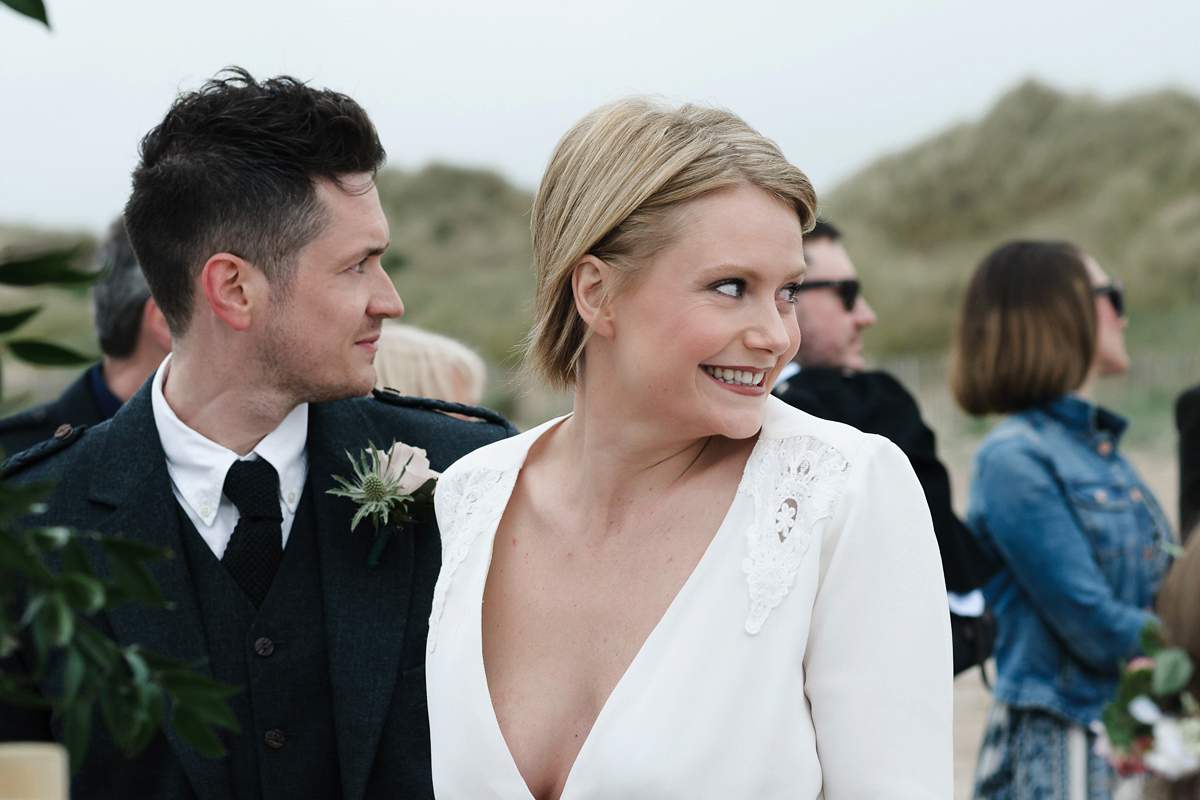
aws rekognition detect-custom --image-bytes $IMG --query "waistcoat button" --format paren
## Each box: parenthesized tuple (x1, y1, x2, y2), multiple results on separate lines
(1097, 440, 1113, 456)
(53, 424, 72, 440)
(1129, 488, 1144, 503)
(254, 637, 275, 657)
(1094, 489, 1108, 503)
(265, 728, 285, 749)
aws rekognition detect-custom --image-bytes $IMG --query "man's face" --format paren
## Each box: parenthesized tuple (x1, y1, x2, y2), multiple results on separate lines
(793, 237, 876, 371)
(256, 174, 403, 403)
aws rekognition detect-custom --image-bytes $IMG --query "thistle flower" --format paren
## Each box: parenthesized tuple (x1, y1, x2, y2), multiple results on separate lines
(327, 441, 439, 566)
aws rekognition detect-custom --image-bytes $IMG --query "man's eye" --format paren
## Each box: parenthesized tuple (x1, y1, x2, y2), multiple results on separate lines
(714, 280, 744, 298)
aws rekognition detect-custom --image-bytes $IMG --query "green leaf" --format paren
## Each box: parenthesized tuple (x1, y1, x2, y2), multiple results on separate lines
(63, 698, 93, 773)
(124, 650, 151, 685)
(98, 686, 133, 753)
(171, 705, 227, 758)
(1102, 702, 1139, 748)
(0, 249, 90, 286)
(60, 573, 105, 614)
(128, 685, 164, 755)
(28, 526, 71, 551)
(0, 306, 41, 334)
(71, 624, 116, 672)
(0, 531, 52, 585)
(1141, 621, 1166, 656)
(1153, 648, 1195, 696)
(62, 645, 86, 704)
(40, 592, 74, 647)
(7, 339, 96, 367)
(0, 0, 48, 25)
(99, 539, 169, 608)
(61, 538, 94, 577)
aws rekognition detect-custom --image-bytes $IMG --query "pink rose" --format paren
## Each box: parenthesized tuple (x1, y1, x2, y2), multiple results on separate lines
(1128, 657, 1156, 672)
(377, 441, 440, 495)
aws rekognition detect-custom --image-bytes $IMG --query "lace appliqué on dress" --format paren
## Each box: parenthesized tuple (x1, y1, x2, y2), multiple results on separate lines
(427, 466, 517, 653)
(740, 436, 850, 634)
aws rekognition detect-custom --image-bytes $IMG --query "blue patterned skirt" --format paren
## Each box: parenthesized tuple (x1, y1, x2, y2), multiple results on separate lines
(973, 702, 1114, 800)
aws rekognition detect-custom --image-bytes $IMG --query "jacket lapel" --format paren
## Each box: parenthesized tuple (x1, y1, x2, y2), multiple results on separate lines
(83, 386, 228, 800)
(308, 402, 414, 800)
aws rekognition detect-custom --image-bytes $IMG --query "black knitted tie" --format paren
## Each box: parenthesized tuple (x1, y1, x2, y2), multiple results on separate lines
(221, 459, 283, 608)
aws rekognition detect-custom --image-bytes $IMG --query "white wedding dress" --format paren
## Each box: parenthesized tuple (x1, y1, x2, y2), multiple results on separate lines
(426, 397, 952, 800)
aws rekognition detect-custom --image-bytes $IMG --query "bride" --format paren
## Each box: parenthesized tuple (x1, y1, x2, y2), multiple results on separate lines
(426, 98, 952, 799)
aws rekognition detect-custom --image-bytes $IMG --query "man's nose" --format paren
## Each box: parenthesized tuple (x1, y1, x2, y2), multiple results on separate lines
(370, 267, 405, 319)
(854, 296, 877, 328)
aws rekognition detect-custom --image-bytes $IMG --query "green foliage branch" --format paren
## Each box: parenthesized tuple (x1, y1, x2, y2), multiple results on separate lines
(1, 0, 48, 26)
(0, 247, 240, 770)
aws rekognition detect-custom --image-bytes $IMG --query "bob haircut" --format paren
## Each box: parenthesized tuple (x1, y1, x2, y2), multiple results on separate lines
(524, 96, 817, 391)
(373, 323, 486, 406)
(951, 240, 1097, 416)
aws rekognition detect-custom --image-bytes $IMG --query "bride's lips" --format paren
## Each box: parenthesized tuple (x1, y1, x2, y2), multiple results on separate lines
(700, 364, 769, 396)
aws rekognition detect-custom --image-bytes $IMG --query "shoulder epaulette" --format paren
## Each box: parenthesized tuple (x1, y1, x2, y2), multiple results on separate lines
(370, 389, 515, 432)
(2, 423, 88, 478)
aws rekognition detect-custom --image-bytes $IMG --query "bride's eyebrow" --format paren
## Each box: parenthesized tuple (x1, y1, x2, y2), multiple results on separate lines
(695, 264, 806, 282)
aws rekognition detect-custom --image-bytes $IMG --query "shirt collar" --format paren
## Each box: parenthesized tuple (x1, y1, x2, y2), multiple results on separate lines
(150, 354, 308, 526)
(773, 360, 802, 388)
(1039, 393, 1128, 441)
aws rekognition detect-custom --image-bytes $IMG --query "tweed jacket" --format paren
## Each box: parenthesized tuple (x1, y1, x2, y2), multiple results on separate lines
(0, 382, 514, 800)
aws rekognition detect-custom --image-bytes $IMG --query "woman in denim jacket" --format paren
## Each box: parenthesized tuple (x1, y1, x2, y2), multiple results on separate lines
(952, 240, 1173, 800)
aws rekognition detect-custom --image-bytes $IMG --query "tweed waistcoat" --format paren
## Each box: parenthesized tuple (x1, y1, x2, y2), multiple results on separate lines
(178, 482, 340, 800)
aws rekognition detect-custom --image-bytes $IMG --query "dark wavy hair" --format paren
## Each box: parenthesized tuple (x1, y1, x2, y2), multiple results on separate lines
(123, 67, 386, 334)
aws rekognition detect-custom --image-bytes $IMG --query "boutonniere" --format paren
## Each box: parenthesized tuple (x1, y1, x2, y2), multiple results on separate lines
(327, 441, 439, 566)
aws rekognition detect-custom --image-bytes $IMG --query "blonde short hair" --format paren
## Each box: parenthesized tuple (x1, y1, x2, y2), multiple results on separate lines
(525, 96, 817, 391)
(373, 323, 486, 406)
(951, 240, 1097, 416)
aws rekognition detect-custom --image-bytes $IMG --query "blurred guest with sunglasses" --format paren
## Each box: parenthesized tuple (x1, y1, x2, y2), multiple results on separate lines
(954, 240, 1170, 800)
(773, 219, 998, 674)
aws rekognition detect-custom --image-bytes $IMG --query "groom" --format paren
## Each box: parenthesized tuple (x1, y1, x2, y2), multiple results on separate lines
(0, 69, 512, 799)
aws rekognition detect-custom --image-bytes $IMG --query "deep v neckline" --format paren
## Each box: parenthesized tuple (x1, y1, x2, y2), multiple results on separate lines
(471, 418, 760, 800)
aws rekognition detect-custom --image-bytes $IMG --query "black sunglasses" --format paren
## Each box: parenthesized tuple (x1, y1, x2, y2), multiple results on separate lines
(795, 279, 860, 312)
(1094, 281, 1125, 318)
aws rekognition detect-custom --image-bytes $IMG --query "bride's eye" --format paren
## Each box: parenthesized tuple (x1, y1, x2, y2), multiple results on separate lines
(713, 279, 745, 298)
(778, 283, 801, 304)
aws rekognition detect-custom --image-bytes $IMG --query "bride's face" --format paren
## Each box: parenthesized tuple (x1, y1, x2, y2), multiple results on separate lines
(599, 184, 805, 441)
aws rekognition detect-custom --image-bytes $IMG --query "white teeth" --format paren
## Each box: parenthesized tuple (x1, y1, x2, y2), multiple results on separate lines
(704, 366, 764, 387)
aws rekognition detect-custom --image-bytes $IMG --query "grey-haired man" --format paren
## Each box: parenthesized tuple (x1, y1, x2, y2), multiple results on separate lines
(0, 217, 171, 455)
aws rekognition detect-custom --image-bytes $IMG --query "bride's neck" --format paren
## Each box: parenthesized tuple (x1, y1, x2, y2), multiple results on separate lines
(550, 387, 715, 510)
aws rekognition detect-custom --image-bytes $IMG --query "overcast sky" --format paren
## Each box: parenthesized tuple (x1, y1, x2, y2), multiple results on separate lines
(2, 0, 1199, 234)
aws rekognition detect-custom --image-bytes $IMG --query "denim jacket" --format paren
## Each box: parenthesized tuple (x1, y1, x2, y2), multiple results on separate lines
(967, 394, 1172, 726)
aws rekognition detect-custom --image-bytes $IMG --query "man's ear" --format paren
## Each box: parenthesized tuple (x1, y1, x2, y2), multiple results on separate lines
(141, 297, 173, 353)
(200, 253, 261, 332)
(572, 255, 616, 339)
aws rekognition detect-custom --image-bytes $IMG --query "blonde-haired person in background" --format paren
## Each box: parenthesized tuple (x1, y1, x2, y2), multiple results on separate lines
(425, 96, 952, 799)
(373, 322, 486, 406)
(953, 240, 1172, 800)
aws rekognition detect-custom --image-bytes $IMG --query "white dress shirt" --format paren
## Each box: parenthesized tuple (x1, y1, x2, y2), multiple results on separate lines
(150, 355, 309, 559)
